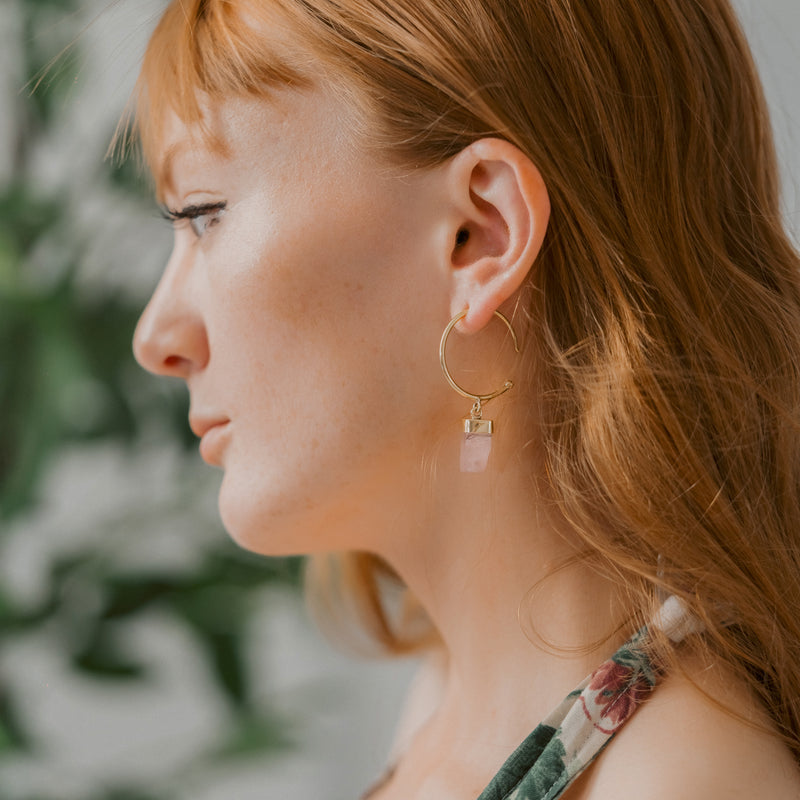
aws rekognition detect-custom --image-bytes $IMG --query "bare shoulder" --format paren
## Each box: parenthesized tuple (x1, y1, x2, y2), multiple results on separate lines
(567, 657, 800, 800)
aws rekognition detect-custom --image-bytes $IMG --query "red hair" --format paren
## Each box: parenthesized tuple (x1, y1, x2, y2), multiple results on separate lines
(135, 0, 800, 759)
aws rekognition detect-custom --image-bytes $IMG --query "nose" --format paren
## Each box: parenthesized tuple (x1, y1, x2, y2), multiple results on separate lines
(133, 250, 209, 379)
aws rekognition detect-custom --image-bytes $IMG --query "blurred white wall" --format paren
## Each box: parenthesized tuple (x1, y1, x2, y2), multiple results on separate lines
(735, 0, 800, 240)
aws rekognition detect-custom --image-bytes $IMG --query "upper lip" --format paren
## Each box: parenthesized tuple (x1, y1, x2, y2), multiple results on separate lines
(189, 413, 230, 439)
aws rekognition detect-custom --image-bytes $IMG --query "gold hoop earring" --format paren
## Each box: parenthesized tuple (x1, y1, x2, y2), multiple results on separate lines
(439, 309, 521, 472)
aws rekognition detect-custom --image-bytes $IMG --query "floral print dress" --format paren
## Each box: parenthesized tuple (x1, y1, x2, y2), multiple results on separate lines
(475, 626, 657, 800)
(363, 596, 697, 800)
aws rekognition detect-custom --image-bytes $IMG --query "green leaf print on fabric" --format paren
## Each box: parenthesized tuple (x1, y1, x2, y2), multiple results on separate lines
(506, 733, 568, 800)
(477, 724, 567, 800)
(474, 621, 663, 800)
(610, 631, 657, 686)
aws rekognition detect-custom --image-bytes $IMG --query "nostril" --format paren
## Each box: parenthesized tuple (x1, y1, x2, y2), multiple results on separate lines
(159, 353, 196, 379)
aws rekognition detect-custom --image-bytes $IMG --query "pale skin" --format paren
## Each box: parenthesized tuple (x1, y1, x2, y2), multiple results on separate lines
(134, 84, 800, 799)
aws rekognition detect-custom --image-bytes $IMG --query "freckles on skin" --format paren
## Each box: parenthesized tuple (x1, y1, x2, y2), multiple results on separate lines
(205, 101, 387, 322)
(160, 92, 453, 555)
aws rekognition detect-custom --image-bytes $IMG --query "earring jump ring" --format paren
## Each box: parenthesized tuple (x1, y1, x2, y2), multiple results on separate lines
(439, 310, 521, 403)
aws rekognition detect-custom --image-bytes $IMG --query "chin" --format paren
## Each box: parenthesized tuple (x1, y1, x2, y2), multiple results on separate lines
(219, 487, 297, 557)
(217, 471, 341, 557)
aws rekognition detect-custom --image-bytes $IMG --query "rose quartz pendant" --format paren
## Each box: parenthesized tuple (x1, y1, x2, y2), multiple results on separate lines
(460, 418, 493, 472)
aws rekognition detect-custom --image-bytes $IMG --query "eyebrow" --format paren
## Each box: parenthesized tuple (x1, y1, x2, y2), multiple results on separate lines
(154, 134, 230, 201)
(154, 141, 188, 201)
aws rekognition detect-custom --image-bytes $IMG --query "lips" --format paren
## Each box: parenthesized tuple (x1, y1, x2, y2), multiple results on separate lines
(189, 413, 231, 466)
(189, 414, 229, 439)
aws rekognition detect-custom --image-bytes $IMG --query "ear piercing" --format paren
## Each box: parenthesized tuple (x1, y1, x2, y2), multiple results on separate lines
(439, 309, 520, 472)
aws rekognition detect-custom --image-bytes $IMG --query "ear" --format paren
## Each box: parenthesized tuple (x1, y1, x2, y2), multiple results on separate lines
(445, 138, 550, 333)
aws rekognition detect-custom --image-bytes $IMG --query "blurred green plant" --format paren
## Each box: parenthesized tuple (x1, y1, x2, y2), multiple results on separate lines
(0, 2, 303, 797)
(0, 184, 143, 519)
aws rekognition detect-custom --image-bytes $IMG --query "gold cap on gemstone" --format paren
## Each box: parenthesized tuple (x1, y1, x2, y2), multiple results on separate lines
(464, 418, 493, 436)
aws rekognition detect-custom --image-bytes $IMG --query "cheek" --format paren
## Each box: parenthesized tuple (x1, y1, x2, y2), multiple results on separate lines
(215, 405, 412, 556)
(209, 192, 377, 325)
(212, 186, 441, 399)
(201, 182, 449, 553)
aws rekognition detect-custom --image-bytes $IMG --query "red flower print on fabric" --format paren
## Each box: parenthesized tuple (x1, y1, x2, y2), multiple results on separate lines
(580, 657, 653, 734)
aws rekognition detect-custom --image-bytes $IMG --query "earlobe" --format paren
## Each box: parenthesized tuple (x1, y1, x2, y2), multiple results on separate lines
(446, 138, 550, 333)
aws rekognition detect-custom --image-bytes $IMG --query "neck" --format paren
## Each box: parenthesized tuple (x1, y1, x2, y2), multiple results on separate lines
(377, 409, 629, 750)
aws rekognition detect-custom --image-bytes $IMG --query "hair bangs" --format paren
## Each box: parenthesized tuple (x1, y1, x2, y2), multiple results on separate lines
(135, 0, 311, 192)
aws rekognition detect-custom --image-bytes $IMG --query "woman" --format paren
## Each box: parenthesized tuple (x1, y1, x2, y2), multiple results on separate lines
(131, 0, 800, 797)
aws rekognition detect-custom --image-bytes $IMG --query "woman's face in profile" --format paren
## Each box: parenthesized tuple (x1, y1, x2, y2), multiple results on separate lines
(134, 87, 452, 555)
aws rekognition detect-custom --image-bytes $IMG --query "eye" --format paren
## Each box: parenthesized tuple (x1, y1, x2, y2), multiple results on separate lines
(188, 206, 225, 237)
(161, 202, 227, 238)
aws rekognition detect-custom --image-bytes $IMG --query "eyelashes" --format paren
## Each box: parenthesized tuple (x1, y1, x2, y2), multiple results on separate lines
(160, 201, 227, 238)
